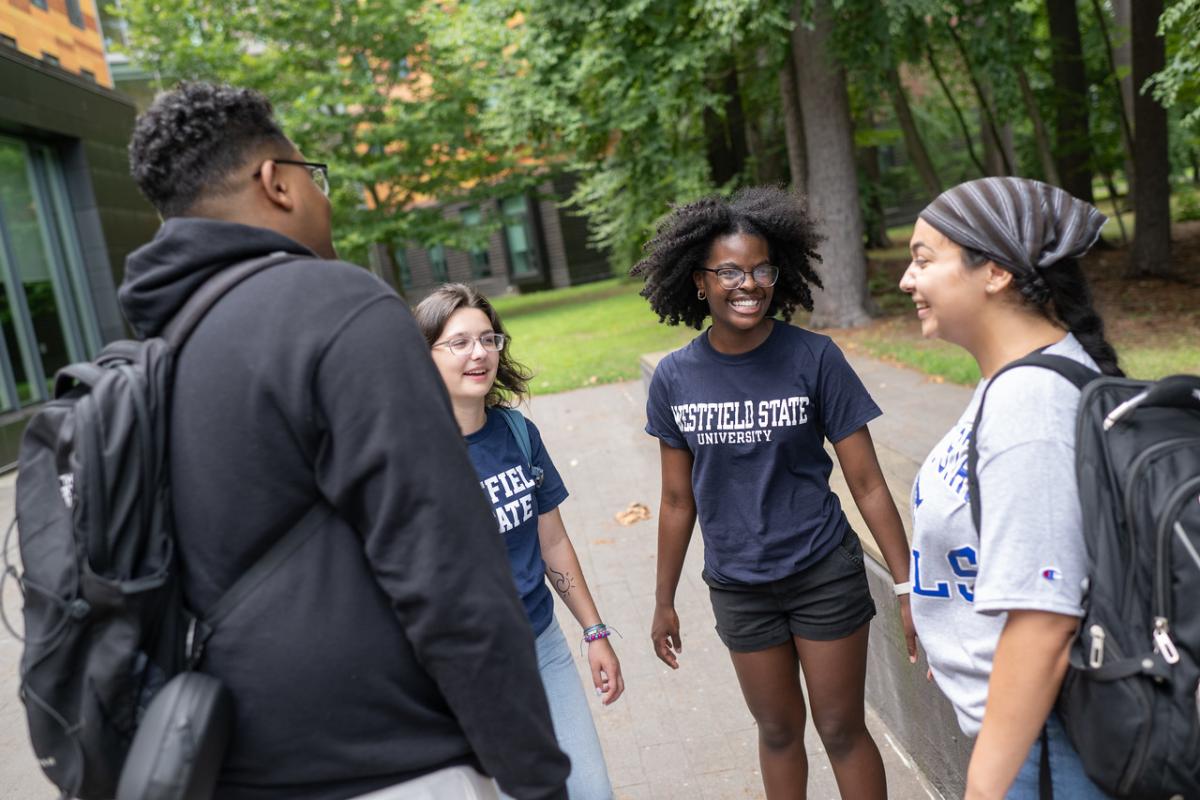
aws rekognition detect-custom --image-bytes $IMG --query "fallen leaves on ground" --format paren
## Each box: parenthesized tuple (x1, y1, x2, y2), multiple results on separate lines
(614, 502, 651, 526)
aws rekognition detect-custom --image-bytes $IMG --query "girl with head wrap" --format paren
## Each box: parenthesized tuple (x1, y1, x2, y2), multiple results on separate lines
(900, 178, 1117, 799)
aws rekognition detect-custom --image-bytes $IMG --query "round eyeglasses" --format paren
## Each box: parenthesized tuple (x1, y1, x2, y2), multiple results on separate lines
(695, 264, 780, 290)
(432, 332, 507, 357)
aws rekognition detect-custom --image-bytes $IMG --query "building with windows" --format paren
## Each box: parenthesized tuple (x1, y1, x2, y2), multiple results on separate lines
(390, 174, 611, 303)
(0, 1, 160, 467)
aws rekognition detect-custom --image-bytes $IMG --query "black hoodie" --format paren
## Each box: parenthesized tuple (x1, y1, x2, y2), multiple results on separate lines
(120, 219, 569, 800)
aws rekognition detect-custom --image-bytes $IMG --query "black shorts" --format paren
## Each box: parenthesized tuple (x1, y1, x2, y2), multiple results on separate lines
(703, 528, 877, 652)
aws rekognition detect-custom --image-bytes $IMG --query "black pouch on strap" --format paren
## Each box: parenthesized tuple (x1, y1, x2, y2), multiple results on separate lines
(115, 672, 233, 800)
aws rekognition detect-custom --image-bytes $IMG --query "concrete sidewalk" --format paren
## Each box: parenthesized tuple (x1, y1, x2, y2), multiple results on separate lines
(0, 350, 974, 799)
(525, 347, 974, 799)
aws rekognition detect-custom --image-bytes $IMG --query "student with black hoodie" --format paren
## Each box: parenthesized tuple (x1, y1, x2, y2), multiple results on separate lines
(120, 82, 569, 800)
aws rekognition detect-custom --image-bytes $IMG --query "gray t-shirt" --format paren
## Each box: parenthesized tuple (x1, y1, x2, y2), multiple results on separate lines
(909, 333, 1097, 736)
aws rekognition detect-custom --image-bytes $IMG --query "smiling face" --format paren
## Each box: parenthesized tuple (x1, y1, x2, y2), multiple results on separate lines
(694, 232, 774, 336)
(899, 218, 995, 346)
(429, 307, 499, 405)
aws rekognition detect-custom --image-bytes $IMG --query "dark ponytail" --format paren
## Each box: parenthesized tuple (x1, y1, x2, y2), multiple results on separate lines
(1039, 259, 1123, 377)
(962, 249, 1123, 377)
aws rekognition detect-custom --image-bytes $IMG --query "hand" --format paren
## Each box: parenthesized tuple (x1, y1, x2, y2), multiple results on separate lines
(651, 604, 682, 669)
(898, 593, 918, 664)
(587, 637, 624, 705)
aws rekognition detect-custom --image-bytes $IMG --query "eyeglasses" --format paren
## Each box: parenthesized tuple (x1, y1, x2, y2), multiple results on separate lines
(695, 264, 780, 290)
(254, 159, 331, 197)
(432, 332, 507, 357)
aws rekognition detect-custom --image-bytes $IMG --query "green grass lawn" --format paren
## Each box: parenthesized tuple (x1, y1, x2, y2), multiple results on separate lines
(491, 278, 698, 395)
(856, 332, 1200, 385)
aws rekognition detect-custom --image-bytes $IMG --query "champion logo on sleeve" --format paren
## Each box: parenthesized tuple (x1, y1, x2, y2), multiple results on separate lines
(1041, 567, 1063, 582)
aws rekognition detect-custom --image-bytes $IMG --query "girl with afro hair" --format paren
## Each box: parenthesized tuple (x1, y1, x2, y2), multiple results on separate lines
(633, 187, 914, 799)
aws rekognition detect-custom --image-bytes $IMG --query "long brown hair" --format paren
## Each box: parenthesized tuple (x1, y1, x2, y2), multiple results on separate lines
(413, 283, 533, 407)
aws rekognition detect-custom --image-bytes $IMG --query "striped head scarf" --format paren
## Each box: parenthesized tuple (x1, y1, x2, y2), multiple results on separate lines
(919, 177, 1107, 277)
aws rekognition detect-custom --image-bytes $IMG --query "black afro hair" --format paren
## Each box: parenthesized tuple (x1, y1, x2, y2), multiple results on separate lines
(630, 186, 824, 329)
(129, 81, 290, 218)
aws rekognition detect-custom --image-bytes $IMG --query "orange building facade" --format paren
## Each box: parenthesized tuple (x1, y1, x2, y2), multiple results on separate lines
(0, 0, 110, 86)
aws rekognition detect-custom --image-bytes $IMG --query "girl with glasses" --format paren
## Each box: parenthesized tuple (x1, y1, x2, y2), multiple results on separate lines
(414, 283, 622, 800)
(632, 187, 914, 799)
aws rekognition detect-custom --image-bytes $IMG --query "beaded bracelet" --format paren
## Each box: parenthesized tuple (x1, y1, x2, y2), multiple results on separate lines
(579, 623, 621, 656)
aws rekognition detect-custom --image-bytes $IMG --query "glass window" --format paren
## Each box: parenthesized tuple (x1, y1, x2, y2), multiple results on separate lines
(461, 207, 491, 279)
(41, 52, 60, 67)
(66, 0, 84, 28)
(428, 244, 448, 283)
(501, 195, 537, 277)
(392, 246, 412, 289)
(0, 137, 100, 410)
(30, 0, 47, 9)
(0, 35, 16, 49)
(80, 69, 96, 83)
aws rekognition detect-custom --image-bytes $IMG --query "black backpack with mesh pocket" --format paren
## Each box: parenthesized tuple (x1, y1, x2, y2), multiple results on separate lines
(2, 252, 299, 800)
(969, 353, 1200, 798)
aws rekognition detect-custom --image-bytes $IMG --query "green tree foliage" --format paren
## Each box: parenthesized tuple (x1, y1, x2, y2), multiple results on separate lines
(1148, 0, 1200, 132)
(470, 0, 789, 269)
(118, 0, 527, 264)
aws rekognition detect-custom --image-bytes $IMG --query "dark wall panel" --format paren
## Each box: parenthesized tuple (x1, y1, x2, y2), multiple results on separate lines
(0, 50, 160, 468)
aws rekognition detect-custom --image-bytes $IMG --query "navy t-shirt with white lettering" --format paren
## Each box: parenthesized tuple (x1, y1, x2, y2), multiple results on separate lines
(465, 407, 569, 635)
(645, 322, 881, 584)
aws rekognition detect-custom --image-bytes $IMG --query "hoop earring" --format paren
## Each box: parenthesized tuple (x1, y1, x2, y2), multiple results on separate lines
(697, 288, 706, 301)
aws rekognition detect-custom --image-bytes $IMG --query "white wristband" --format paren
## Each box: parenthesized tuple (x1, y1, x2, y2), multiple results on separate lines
(893, 581, 913, 596)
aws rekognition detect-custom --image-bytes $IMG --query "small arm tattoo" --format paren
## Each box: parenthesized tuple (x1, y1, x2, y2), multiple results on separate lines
(549, 566, 575, 597)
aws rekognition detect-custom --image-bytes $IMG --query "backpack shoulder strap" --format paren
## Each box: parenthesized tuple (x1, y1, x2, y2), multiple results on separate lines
(162, 251, 297, 349)
(187, 503, 332, 668)
(497, 406, 545, 487)
(967, 353, 1100, 533)
(497, 406, 534, 470)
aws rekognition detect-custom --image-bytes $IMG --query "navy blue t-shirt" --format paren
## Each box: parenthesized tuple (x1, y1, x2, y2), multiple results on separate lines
(645, 322, 881, 584)
(465, 407, 569, 635)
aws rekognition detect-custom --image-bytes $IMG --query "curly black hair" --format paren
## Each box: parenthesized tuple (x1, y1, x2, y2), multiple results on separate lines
(129, 81, 290, 218)
(630, 186, 825, 329)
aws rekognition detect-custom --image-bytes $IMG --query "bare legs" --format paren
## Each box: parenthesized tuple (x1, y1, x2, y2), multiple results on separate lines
(728, 623, 887, 799)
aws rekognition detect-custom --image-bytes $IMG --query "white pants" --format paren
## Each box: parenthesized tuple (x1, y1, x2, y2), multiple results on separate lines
(349, 766, 500, 800)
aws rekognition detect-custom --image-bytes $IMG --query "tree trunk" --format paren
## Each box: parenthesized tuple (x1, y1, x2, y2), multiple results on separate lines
(1091, 0, 1136, 198)
(779, 44, 808, 194)
(1100, 170, 1129, 244)
(1046, 0, 1095, 203)
(1016, 65, 1061, 185)
(368, 242, 402, 295)
(858, 109, 891, 249)
(886, 65, 941, 198)
(947, 21, 1012, 175)
(859, 149, 891, 249)
(1129, 0, 1171, 277)
(793, 0, 871, 328)
(927, 43, 987, 177)
(704, 59, 749, 187)
(745, 47, 788, 186)
(1112, 0, 1136, 203)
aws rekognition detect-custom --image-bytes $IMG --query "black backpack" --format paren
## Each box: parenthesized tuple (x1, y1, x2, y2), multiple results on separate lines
(969, 353, 1200, 799)
(1, 252, 307, 800)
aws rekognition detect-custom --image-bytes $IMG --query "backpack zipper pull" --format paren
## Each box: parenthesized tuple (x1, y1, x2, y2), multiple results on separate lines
(1153, 617, 1181, 665)
(1089, 624, 1106, 668)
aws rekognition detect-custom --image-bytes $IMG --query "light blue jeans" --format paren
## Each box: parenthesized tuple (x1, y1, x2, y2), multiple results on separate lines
(502, 617, 613, 800)
(1006, 712, 1113, 799)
